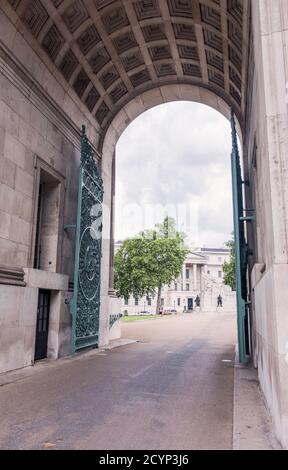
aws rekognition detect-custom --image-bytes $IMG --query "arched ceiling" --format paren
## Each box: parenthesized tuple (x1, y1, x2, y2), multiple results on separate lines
(7, 0, 249, 136)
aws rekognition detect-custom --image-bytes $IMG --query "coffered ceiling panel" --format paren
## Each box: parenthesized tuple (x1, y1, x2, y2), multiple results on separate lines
(7, 0, 248, 133)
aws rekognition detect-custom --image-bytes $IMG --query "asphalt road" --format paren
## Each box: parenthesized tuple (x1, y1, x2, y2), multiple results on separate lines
(0, 312, 236, 450)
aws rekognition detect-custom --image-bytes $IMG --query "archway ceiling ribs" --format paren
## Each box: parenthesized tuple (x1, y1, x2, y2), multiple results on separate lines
(7, 0, 248, 136)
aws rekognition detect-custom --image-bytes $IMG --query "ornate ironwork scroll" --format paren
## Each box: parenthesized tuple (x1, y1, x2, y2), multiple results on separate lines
(230, 111, 249, 363)
(70, 126, 103, 352)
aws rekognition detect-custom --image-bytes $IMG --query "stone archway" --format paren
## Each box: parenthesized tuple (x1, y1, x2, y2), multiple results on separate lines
(2, 0, 288, 448)
(4, 0, 249, 148)
(99, 82, 244, 351)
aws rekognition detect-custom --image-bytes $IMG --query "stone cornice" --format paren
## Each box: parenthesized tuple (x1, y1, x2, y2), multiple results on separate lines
(0, 40, 101, 161)
(0, 265, 26, 286)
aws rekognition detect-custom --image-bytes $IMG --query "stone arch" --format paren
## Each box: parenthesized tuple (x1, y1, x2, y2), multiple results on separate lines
(99, 82, 244, 321)
(6, 0, 249, 148)
(100, 82, 243, 171)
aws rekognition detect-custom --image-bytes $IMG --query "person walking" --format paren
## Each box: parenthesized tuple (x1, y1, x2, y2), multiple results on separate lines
(217, 294, 223, 308)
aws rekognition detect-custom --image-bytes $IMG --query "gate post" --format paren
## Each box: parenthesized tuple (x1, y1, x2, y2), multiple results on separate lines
(230, 111, 249, 364)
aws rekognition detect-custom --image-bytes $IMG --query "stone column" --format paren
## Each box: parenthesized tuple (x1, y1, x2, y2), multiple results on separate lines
(108, 150, 116, 294)
(200, 266, 204, 292)
(193, 264, 197, 292)
(182, 263, 186, 286)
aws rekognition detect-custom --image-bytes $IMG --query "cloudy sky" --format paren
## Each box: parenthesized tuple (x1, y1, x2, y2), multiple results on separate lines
(115, 101, 233, 248)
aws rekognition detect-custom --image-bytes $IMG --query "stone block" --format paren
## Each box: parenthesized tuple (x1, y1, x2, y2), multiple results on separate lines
(0, 9, 17, 50)
(141, 88, 163, 109)
(4, 133, 26, 169)
(0, 183, 14, 214)
(0, 238, 17, 266)
(0, 325, 25, 374)
(9, 215, 31, 245)
(14, 243, 29, 267)
(124, 96, 146, 121)
(24, 149, 35, 176)
(99, 294, 110, 348)
(15, 167, 34, 197)
(0, 240, 29, 268)
(0, 284, 24, 327)
(12, 191, 33, 222)
(18, 118, 38, 151)
(109, 295, 122, 342)
(46, 121, 63, 151)
(6, 80, 32, 122)
(272, 264, 288, 356)
(160, 84, 181, 102)
(0, 100, 19, 139)
(58, 323, 71, 357)
(199, 88, 219, 112)
(23, 325, 36, 367)
(179, 85, 201, 102)
(0, 210, 11, 239)
(20, 287, 38, 327)
(0, 157, 16, 188)
(29, 107, 47, 138)
(24, 268, 69, 291)
(47, 291, 61, 359)
(109, 319, 121, 341)
(0, 127, 4, 156)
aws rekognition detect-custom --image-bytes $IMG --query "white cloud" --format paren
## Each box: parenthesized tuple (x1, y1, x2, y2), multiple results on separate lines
(115, 102, 234, 247)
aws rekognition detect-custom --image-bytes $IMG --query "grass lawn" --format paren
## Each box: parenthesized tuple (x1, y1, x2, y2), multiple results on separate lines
(121, 315, 162, 322)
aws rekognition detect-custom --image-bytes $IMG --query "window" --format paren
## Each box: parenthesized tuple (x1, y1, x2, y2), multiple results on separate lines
(161, 298, 164, 306)
(186, 269, 189, 279)
(124, 298, 129, 306)
(218, 257, 222, 263)
(207, 270, 210, 275)
(218, 271, 222, 278)
(177, 298, 181, 306)
(174, 283, 177, 291)
(181, 284, 183, 291)
(186, 283, 190, 291)
(147, 297, 151, 306)
(135, 298, 138, 306)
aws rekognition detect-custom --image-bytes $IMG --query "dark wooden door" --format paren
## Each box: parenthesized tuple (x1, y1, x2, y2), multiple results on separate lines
(188, 298, 193, 311)
(35, 289, 51, 361)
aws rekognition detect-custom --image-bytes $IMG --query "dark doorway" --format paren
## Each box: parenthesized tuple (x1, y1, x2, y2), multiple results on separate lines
(188, 298, 194, 311)
(35, 289, 51, 361)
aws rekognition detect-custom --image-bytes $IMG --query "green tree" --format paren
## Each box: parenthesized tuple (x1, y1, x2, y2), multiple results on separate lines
(139, 216, 185, 243)
(114, 218, 188, 314)
(155, 216, 186, 242)
(223, 236, 236, 291)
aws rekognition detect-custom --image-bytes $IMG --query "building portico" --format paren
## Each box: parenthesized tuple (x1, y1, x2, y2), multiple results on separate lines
(119, 245, 235, 316)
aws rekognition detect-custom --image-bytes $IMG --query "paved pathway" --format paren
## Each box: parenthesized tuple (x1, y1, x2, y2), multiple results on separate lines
(0, 313, 236, 450)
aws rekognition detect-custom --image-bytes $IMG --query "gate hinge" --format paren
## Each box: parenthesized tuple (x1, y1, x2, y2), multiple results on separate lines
(64, 224, 76, 231)
(240, 216, 255, 222)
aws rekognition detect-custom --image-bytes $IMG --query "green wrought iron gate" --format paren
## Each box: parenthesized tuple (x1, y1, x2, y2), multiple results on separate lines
(230, 111, 250, 364)
(70, 126, 103, 353)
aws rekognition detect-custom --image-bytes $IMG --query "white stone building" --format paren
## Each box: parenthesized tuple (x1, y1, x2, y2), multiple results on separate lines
(118, 245, 236, 315)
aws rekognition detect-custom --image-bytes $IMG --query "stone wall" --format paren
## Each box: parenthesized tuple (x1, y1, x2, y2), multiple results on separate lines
(0, 7, 113, 373)
(246, 0, 288, 449)
(0, 58, 78, 371)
